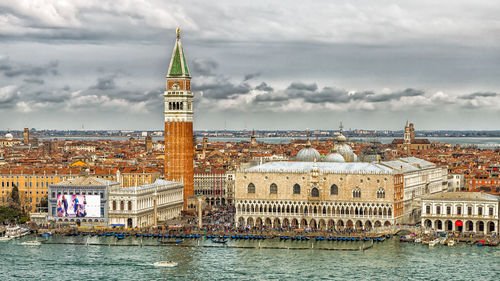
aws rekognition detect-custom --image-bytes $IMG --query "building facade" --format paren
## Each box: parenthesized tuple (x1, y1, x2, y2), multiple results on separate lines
(421, 192, 499, 234)
(235, 161, 404, 230)
(194, 169, 235, 207)
(234, 156, 447, 229)
(48, 174, 119, 226)
(108, 179, 183, 228)
(164, 28, 194, 209)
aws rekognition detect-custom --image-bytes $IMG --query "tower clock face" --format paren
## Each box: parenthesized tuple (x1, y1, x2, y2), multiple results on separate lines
(172, 82, 180, 90)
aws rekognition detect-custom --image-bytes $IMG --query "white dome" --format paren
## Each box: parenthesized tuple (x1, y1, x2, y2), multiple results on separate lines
(335, 143, 355, 162)
(296, 141, 321, 162)
(5, 133, 13, 140)
(324, 151, 345, 163)
(336, 134, 347, 142)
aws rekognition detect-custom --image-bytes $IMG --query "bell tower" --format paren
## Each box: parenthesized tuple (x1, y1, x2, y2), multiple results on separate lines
(164, 28, 194, 209)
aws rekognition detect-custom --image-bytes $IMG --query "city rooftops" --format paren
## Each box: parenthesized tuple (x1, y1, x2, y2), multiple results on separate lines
(423, 192, 500, 202)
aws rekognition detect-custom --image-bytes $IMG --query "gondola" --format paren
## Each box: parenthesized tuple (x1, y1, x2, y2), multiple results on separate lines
(159, 239, 183, 244)
(211, 237, 228, 244)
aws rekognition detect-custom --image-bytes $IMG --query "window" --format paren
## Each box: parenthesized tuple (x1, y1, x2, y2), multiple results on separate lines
(311, 187, 319, 197)
(478, 207, 483, 216)
(120, 201, 124, 210)
(112, 201, 116, 210)
(330, 184, 338, 195)
(436, 206, 441, 215)
(270, 183, 277, 194)
(128, 201, 132, 210)
(377, 188, 385, 199)
(446, 206, 451, 215)
(247, 183, 255, 194)
(468, 206, 472, 215)
(457, 206, 461, 215)
(352, 188, 361, 198)
(293, 184, 301, 195)
(426, 205, 431, 214)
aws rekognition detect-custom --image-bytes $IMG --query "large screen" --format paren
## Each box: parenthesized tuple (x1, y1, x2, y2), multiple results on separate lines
(56, 194, 100, 218)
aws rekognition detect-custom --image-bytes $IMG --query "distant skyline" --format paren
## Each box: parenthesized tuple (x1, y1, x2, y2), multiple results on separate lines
(1, 1, 500, 130)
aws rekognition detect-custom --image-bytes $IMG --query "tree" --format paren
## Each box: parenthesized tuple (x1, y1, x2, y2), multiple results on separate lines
(10, 185, 20, 206)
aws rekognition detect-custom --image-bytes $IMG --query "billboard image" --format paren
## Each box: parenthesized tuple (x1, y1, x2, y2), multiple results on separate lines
(56, 194, 100, 218)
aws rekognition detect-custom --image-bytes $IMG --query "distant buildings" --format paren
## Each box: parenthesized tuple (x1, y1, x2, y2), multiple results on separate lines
(391, 122, 430, 151)
(194, 168, 235, 207)
(421, 192, 499, 234)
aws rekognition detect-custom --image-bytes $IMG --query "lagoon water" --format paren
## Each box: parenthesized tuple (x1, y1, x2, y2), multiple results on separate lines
(2, 235, 500, 281)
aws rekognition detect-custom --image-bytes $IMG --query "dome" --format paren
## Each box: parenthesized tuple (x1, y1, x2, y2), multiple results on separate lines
(296, 141, 321, 162)
(336, 134, 347, 142)
(5, 133, 13, 140)
(335, 143, 355, 162)
(324, 150, 345, 163)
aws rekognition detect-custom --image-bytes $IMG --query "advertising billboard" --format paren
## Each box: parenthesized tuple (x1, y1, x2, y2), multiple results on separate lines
(56, 194, 101, 218)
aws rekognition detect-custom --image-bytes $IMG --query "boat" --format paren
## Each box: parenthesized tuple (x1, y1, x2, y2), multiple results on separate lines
(153, 261, 178, 267)
(439, 237, 447, 245)
(447, 239, 455, 246)
(211, 237, 228, 244)
(5, 226, 30, 239)
(21, 240, 42, 246)
(414, 237, 422, 243)
(429, 238, 439, 247)
(0, 236, 12, 242)
(160, 239, 183, 244)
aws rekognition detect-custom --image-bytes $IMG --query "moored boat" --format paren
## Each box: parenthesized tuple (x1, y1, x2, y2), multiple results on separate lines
(153, 261, 178, 267)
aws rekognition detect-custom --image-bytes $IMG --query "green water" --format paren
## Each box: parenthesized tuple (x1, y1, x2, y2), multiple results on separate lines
(1, 235, 499, 281)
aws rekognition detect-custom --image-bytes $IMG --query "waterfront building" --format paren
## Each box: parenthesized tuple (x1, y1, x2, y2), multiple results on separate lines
(235, 161, 403, 230)
(234, 145, 447, 229)
(391, 122, 430, 151)
(421, 192, 499, 234)
(164, 28, 194, 209)
(378, 157, 448, 223)
(48, 173, 118, 225)
(108, 179, 183, 228)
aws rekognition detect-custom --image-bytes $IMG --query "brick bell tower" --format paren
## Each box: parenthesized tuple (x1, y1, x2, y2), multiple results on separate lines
(164, 28, 194, 209)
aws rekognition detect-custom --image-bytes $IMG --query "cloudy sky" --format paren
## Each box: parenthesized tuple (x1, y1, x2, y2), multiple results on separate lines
(1, 0, 499, 131)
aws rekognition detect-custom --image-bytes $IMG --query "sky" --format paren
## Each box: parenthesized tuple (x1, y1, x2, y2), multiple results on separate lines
(0, 0, 499, 131)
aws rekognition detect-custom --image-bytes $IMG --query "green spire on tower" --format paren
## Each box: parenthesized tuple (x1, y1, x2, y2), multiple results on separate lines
(168, 28, 190, 77)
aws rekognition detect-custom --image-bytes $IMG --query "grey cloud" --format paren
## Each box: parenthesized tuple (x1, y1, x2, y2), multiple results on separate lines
(255, 82, 273, 92)
(287, 82, 318, 92)
(460, 92, 498, 100)
(0, 86, 18, 108)
(90, 76, 116, 91)
(191, 59, 218, 76)
(244, 73, 260, 81)
(0, 58, 59, 77)
(193, 75, 252, 100)
(364, 88, 424, 103)
(23, 78, 45, 84)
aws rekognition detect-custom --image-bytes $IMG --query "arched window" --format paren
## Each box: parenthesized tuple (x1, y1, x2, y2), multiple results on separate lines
(377, 188, 385, 199)
(311, 187, 319, 197)
(128, 201, 132, 210)
(270, 183, 278, 194)
(120, 201, 124, 210)
(247, 183, 255, 194)
(330, 184, 338, 195)
(293, 184, 301, 195)
(112, 201, 116, 211)
(352, 188, 361, 198)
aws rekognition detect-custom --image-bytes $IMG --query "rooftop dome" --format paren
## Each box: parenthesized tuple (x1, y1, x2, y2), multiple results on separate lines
(324, 149, 345, 163)
(335, 143, 355, 162)
(5, 133, 13, 140)
(296, 141, 321, 162)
